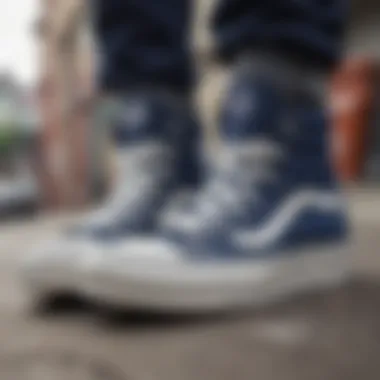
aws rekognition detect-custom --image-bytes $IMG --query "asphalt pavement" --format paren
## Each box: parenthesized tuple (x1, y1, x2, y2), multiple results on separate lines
(0, 188, 379, 380)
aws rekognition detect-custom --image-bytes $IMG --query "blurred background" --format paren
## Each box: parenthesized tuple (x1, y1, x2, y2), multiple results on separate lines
(2, 0, 380, 215)
(2, 1, 380, 379)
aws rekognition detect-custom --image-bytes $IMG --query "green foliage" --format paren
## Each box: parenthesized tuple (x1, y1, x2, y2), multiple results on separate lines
(0, 122, 22, 153)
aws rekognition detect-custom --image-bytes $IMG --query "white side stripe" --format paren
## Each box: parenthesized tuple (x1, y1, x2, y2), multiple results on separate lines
(233, 190, 343, 249)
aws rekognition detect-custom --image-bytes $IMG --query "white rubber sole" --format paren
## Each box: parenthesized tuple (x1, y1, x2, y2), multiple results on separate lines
(84, 244, 353, 312)
(22, 265, 85, 303)
(20, 239, 100, 303)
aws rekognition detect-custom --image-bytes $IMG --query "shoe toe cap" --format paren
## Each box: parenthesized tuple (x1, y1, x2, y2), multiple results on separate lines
(99, 238, 182, 270)
(21, 237, 97, 277)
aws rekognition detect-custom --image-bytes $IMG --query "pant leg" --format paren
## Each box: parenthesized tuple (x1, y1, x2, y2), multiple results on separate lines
(212, 0, 350, 70)
(92, 0, 193, 94)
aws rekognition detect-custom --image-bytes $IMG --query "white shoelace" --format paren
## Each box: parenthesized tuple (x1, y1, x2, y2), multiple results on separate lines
(172, 140, 284, 231)
(84, 144, 173, 228)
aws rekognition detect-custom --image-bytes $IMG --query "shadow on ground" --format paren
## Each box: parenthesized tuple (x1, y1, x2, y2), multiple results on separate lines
(5, 279, 380, 380)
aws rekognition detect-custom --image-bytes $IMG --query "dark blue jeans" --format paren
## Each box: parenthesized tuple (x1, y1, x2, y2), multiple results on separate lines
(93, 0, 349, 94)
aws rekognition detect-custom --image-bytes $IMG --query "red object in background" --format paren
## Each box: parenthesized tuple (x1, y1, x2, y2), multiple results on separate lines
(330, 59, 376, 182)
(37, 78, 91, 209)
(37, 78, 64, 208)
(66, 97, 91, 207)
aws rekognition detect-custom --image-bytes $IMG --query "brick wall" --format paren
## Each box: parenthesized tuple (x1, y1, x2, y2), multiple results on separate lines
(38, 0, 94, 209)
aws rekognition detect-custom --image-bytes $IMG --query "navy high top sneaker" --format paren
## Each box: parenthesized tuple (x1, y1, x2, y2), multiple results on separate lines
(21, 92, 200, 305)
(86, 61, 352, 312)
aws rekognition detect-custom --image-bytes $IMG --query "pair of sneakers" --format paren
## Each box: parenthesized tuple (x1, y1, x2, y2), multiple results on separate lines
(22, 61, 352, 312)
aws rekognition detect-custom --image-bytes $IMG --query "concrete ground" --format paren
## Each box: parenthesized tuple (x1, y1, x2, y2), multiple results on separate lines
(0, 188, 380, 380)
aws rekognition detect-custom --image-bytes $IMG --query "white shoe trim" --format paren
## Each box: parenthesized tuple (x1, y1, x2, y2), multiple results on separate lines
(85, 242, 352, 312)
(233, 190, 343, 250)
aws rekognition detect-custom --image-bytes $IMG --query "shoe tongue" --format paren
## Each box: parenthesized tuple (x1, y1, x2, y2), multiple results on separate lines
(111, 96, 172, 146)
(219, 74, 284, 143)
(113, 142, 171, 178)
